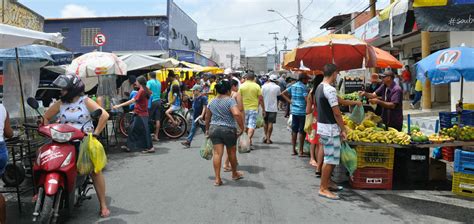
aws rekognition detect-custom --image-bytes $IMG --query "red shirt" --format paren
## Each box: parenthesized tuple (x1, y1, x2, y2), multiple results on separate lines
(133, 88, 149, 116)
(402, 70, 411, 82)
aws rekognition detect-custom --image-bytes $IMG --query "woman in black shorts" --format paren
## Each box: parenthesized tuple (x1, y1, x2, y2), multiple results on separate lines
(205, 80, 245, 186)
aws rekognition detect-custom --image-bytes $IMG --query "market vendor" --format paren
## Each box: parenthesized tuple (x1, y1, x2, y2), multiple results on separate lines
(365, 73, 382, 116)
(360, 71, 403, 131)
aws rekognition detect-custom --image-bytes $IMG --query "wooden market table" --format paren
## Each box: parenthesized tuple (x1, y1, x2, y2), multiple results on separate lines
(347, 141, 474, 150)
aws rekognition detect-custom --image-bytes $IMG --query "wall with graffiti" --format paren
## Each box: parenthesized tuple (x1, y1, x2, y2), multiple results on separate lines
(0, 0, 44, 31)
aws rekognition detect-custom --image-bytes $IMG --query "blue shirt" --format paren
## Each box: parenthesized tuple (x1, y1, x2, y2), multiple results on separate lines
(129, 90, 137, 110)
(287, 81, 308, 116)
(172, 93, 181, 107)
(209, 98, 237, 128)
(192, 96, 208, 119)
(147, 79, 161, 102)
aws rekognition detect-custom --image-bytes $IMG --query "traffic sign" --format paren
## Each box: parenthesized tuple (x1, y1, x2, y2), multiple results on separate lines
(94, 33, 106, 46)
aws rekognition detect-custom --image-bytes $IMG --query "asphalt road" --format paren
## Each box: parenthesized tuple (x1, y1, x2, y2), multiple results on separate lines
(6, 112, 474, 224)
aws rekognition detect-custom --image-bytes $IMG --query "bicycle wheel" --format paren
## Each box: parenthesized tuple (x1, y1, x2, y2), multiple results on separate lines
(119, 113, 134, 137)
(162, 114, 187, 139)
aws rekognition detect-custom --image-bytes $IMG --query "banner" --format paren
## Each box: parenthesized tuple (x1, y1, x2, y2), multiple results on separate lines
(414, 4, 474, 31)
(378, 0, 410, 37)
(354, 17, 379, 42)
(413, 0, 448, 8)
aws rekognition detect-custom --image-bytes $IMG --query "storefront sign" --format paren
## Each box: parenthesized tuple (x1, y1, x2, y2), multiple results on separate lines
(414, 4, 474, 31)
(354, 17, 379, 42)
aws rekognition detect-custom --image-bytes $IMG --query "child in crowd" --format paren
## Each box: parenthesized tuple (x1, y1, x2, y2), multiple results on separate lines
(166, 84, 182, 125)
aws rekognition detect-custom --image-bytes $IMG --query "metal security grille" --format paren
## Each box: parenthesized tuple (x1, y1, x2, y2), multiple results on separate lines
(81, 28, 101, 46)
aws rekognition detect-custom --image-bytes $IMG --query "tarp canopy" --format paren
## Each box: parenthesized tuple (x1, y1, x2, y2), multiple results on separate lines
(0, 44, 73, 65)
(119, 54, 169, 71)
(0, 23, 63, 49)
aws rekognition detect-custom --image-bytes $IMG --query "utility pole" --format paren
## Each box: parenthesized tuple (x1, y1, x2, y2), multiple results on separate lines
(297, 0, 303, 44)
(283, 36, 288, 50)
(269, 32, 279, 70)
(370, 0, 377, 18)
(226, 53, 235, 69)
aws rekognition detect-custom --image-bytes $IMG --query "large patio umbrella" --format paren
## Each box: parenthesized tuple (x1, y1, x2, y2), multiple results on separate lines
(119, 54, 168, 71)
(369, 46, 403, 69)
(416, 46, 474, 105)
(66, 52, 127, 91)
(294, 34, 375, 71)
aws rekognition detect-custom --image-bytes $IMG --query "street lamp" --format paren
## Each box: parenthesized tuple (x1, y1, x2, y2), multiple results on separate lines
(267, 5, 303, 44)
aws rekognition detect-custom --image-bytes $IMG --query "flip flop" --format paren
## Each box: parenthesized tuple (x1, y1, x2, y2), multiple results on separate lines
(318, 193, 340, 200)
(232, 171, 244, 181)
(299, 154, 309, 157)
(214, 181, 223, 186)
(315, 171, 322, 178)
(223, 167, 232, 172)
(329, 186, 344, 192)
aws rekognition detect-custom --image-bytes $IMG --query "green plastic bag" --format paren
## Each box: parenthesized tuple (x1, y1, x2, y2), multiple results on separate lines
(349, 105, 365, 124)
(256, 114, 264, 129)
(296, 140, 311, 154)
(77, 136, 93, 175)
(200, 138, 213, 160)
(341, 142, 357, 176)
(87, 134, 107, 174)
(237, 133, 251, 153)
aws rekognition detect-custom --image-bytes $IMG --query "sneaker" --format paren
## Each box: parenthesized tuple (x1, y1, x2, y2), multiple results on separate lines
(410, 103, 415, 109)
(181, 141, 190, 148)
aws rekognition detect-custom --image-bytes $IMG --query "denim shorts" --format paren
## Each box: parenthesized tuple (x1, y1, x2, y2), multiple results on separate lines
(245, 110, 258, 129)
(0, 142, 8, 176)
(291, 115, 306, 133)
(320, 135, 341, 165)
(209, 125, 237, 148)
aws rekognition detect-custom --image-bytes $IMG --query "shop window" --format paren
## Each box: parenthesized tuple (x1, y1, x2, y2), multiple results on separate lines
(147, 26, 160, 36)
(81, 28, 101, 47)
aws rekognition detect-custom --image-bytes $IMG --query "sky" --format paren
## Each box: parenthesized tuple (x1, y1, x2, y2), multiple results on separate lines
(19, 0, 391, 56)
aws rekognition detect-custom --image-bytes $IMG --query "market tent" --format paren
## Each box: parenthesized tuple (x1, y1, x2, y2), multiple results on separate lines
(0, 44, 73, 65)
(162, 58, 180, 68)
(0, 23, 63, 48)
(283, 48, 298, 70)
(180, 61, 205, 71)
(119, 54, 168, 71)
(370, 47, 403, 69)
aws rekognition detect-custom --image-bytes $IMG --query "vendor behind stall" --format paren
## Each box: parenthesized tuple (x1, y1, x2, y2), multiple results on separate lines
(360, 71, 403, 131)
(365, 73, 382, 116)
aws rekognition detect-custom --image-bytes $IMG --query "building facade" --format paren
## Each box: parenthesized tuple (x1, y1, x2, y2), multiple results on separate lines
(200, 39, 241, 69)
(243, 56, 268, 75)
(0, 0, 44, 31)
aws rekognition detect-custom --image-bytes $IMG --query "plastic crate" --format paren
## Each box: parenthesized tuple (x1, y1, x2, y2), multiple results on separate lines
(442, 147, 455, 162)
(350, 167, 393, 190)
(439, 110, 474, 128)
(332, 165, 349, 184)
(356, 146, 395, 169)
(454, 149, 474, 175)
(452, 172, 474, 198)
(394, 148, 429, 186)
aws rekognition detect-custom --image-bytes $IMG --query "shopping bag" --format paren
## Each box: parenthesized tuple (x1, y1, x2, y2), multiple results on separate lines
(349, 105, 365, 124)
(287, 115, 293, 132)
(341, 142, 357, 176)
(256, 113, 264, 129)
(237, 133, 251, 153)
(296, 140, 311, 154)
(87, 134, 107, 173)
(304, 113, 313, 133)
(77, 136, 93, 175)
(200, 138, 213, 160)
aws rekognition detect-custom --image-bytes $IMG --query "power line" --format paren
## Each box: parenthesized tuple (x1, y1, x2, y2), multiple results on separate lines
(302, 0, 314, 13)
(199, 15, 296, 32)
(333, 2, 376, 34)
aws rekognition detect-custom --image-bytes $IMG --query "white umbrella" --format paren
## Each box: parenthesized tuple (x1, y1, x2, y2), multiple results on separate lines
(0, 23, 63, 48)
(66, 52, 127, 91)
(119, 54, 168, 71)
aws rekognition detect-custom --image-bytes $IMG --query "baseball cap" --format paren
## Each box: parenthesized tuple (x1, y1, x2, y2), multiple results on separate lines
(190, 84, 203, 92)
(379, 71, 395, 78)
(269, 74, 278, 81)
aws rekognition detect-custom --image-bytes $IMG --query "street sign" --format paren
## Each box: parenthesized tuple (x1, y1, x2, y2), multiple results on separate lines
(94, 33, 106, 46)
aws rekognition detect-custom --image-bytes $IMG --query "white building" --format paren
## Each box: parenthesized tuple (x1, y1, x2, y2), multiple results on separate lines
(200, 39, 241, 69)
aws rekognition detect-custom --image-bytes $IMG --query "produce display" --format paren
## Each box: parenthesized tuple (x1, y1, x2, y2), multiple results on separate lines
(439, 125, 474, 141)
(342, 92, 360, 101)
(410, 130, 430, 144)
(428, 133, 455, 143)
(344, 112, 411, 145)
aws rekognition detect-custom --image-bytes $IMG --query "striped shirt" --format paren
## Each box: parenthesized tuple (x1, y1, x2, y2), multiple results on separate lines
(208, 97, 237, 128)
(287, 81, 308, 116)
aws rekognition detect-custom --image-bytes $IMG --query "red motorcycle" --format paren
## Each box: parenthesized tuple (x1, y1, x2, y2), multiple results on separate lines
(26, 98, 102, 224)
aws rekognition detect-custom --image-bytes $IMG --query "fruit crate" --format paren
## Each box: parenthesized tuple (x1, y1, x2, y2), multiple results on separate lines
(452, 172, 474, 198)
(442, 147, 455, 162)
(439, 110, 474, 129)
(350, 167, 393, 190)
(454, 149, 474, 175)
(394, 148, 429, 186)
(355, 146, 394, 169)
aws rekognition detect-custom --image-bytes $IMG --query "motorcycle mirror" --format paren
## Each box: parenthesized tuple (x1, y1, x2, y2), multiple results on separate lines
(27, 97, 39, 110)
(90, 109, 103, 120)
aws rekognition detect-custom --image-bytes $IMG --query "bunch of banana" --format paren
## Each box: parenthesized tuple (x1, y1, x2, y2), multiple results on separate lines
(347, 127, 411, 145)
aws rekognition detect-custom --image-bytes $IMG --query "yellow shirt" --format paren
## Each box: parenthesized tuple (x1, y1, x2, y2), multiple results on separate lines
(415, 80, 423, 91)
(208, 82, 217, 102)
(239, 81, 262, 110)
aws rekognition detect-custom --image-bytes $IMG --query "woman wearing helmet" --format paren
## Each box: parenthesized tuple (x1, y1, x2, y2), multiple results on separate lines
(44, 74, 111, 218)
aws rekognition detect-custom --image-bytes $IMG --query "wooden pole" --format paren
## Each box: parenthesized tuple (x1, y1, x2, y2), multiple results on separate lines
(370, 0, 377, 18)
(421, 31, 432, 109)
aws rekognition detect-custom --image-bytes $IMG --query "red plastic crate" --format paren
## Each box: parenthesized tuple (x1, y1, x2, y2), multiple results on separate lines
(350, 167, 393, 190)
(442, 147, 455, 162)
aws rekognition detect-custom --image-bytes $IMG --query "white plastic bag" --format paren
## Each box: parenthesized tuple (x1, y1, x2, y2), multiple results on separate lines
(237, 133, 251, 153)
(287, 115, 293, 132)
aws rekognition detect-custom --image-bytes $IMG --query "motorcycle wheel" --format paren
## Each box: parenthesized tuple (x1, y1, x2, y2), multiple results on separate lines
(39, 195, 55, 224)
(162, 114, 187, 139)
(119, 113, 133, 137)
(1, 163, 25, 187)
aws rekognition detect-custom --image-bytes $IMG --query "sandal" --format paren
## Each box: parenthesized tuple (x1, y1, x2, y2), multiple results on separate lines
(232, 171, 244, 180)
(318, 193, 340, 200)
(214, 180, 223, 186)
(223, 167, 232, 172)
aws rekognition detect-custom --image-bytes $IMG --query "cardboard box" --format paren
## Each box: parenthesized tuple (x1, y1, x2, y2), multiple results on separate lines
(429, 158, 447, 181)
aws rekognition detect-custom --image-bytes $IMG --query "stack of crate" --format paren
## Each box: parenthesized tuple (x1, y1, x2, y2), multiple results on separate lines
(452, 149, 474, 198)
(350, 146, 395, 189)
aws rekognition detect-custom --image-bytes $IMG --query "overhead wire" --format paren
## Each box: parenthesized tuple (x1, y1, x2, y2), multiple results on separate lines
(199, 15, 297, 32)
